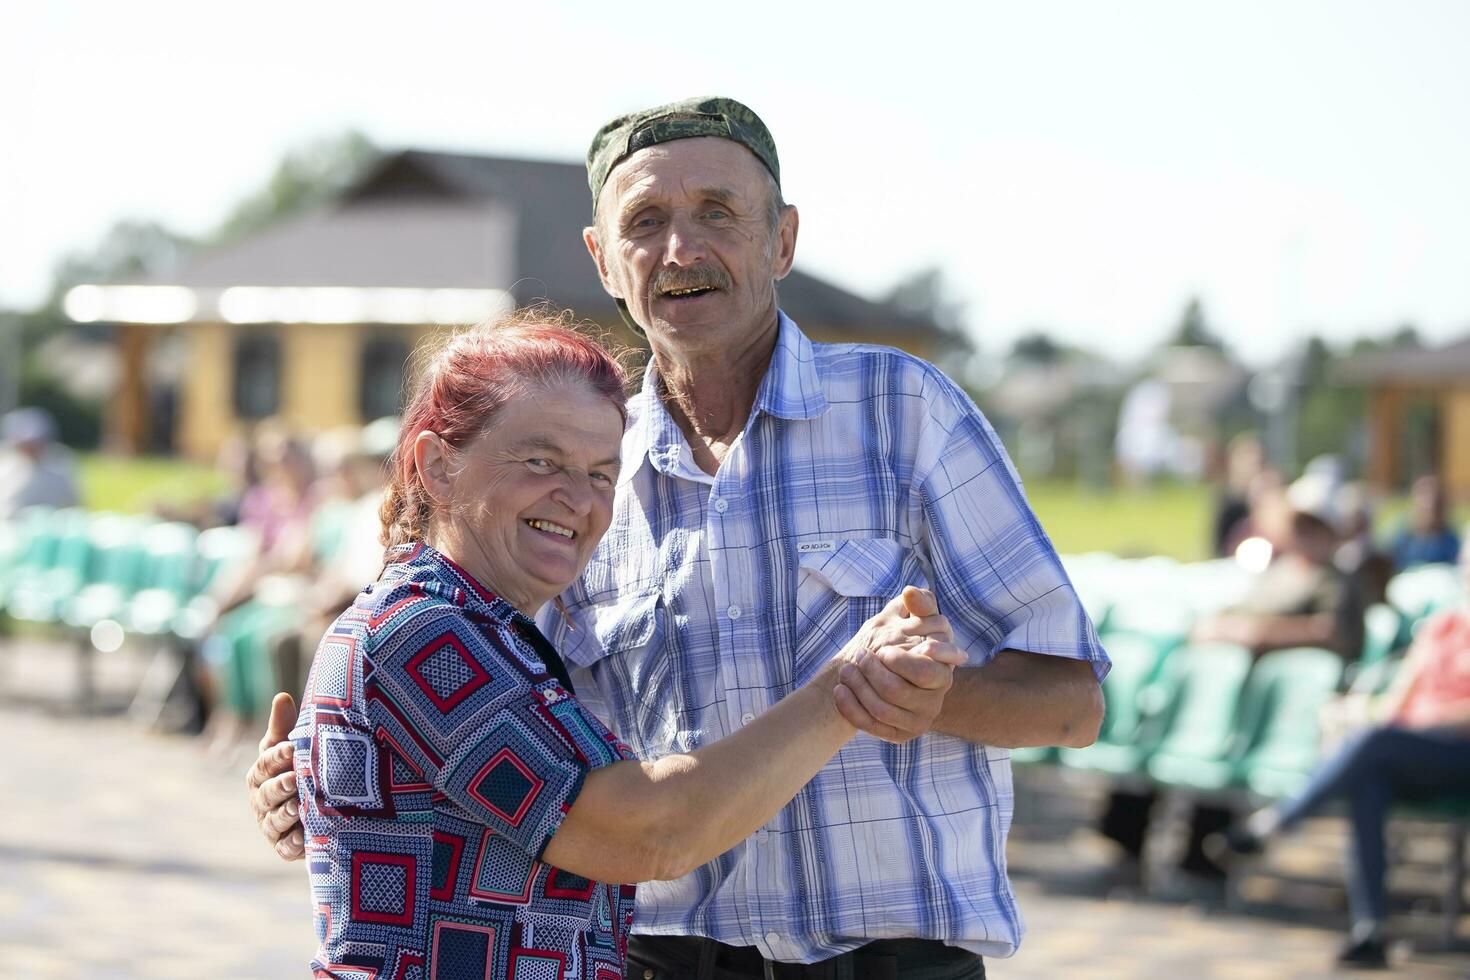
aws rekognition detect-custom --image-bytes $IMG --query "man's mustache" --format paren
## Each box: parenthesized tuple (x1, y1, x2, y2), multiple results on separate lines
(652, 266, 732, 294)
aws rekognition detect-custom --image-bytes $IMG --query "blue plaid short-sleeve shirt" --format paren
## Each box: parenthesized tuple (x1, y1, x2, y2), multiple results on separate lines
(539, 313, 1108, 964)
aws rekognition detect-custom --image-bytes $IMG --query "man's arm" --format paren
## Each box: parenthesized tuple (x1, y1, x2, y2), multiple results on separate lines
(832, 592, 1104, 748)
(836, 644, 1103, 748)
(934, 651, 1102, 748)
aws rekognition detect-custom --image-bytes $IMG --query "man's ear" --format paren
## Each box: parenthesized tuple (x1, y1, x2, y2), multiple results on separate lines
(412, 430, 453, 505)
(583, 225, 622, 299)
(771, 205, 799, 282)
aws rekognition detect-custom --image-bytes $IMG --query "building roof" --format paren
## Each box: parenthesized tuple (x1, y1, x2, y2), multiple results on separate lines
(1335, 335, 1470, 386)
(119, 149, 944, 340)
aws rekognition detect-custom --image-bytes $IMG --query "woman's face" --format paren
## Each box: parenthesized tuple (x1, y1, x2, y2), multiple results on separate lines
(439, 382, 624, 613)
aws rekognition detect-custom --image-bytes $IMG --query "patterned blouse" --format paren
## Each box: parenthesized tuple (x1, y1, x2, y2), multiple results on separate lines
(292, 542, 637, 980)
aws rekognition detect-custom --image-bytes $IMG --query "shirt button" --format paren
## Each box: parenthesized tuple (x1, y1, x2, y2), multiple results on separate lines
(727, 604, 742, 620)
(713, 497, 729, 513)
(754, 828, 770, 844)
(765, 930, 780, 947)
(741, 711, 755, 726)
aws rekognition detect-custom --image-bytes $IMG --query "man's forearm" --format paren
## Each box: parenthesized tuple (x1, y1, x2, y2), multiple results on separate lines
(933, 650, 1103, 749)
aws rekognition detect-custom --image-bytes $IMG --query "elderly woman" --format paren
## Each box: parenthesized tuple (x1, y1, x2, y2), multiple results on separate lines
(290, 311, 959, 980)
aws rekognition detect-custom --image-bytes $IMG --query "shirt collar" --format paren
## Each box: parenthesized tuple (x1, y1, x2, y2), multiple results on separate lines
(383, 541, 533, 627)
(617, 310, 829, 488)
(753, 311, 831, 422)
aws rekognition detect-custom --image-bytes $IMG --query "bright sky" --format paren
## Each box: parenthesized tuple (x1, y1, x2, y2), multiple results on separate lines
(4, 1, 1469, 364)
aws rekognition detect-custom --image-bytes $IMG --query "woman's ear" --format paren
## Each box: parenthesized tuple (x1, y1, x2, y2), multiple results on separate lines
(412, 431, 453, 505)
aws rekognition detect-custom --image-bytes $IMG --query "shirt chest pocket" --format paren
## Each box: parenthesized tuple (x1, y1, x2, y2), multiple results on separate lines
(562, 589, 663, 669)
(793, 537, 918, 672)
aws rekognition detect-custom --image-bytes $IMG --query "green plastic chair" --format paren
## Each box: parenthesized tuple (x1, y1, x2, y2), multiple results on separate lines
(1233, 647, 1346, 799)
(1060, 630, 1174, 775)
(1387, 563, 1465, 624)
(0, 507, 60, 606)
(5, 508, 95, 623)
(121, 522, 201, 636)
(1144, 642, 1255, 791)
(62, 514, 154, 629)
(1359, 603, 1406, 667)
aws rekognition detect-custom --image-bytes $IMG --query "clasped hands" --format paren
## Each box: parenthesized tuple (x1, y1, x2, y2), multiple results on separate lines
(830, 586, 964, 743)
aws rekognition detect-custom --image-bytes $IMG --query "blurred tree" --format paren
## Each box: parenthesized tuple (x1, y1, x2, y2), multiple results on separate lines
(1008, 331, 1065, 365)
(1166, 297, 1228, 353)
(1295, 333, 1366, 466)
(883, 265, 977, 391)
(213, 130, 379, 244)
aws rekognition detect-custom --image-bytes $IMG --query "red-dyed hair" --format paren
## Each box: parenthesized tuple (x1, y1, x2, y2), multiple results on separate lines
(379, 309, 631, 548)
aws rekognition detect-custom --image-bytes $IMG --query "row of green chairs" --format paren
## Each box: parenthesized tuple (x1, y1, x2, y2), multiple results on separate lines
(0, 506, 257, 645)
(1017, 630, 1345, 803)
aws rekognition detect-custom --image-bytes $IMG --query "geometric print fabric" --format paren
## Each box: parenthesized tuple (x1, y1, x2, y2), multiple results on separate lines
(292, 543, 637, 979)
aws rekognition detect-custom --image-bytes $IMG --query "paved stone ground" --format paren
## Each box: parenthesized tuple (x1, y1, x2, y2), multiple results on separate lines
(2, 637, 1467, 978)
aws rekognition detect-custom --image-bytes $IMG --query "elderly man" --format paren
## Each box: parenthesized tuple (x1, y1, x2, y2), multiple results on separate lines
(249, 97, 1107, 978)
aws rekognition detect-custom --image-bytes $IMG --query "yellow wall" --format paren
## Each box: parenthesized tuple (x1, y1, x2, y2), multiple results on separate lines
(179, 322, 237, 460)
(178, 322, 440, 460)
(281, 323, 358, 433)
(172, 320, 937, 460)
(1442, 388, 1470, 502)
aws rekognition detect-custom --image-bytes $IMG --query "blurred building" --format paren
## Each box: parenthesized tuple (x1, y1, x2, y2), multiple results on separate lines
(64, 150, 947, 458)
(1338, 334, 1470, 498)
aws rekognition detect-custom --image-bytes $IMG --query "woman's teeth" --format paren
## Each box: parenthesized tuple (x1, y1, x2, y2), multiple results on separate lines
(526, 519, 574, 539)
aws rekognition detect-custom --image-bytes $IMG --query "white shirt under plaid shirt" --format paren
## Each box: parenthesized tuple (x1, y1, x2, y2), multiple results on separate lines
(538, 312, 1108, 963)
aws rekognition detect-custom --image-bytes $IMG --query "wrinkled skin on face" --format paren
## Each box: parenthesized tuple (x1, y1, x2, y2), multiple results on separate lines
(584, 136, 798, 358)
(416, 382, 624, 614)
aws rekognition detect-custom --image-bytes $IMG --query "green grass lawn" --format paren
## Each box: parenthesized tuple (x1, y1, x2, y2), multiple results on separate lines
(78, 453, 230, 515)
(75, 455, 1454, 565)
(76, 453, 1218, 560)
(1024, 478, 1212, 562)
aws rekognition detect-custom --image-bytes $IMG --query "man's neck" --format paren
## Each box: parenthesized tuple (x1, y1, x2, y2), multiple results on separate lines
(652, 309, 780, 475)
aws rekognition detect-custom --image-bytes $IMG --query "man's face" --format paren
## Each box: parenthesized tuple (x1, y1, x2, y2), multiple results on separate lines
(585, 137, 797, 355)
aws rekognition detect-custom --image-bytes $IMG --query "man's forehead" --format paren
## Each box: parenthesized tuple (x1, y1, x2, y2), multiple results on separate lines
(604, 137, 768, 204)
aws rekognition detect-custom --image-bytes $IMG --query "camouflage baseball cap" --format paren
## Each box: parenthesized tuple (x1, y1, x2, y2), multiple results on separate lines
(586, 96, 780, 211)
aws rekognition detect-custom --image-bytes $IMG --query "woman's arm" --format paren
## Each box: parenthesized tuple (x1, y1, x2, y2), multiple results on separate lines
(542, 658, 853, 883)
(543, 592, 960, 883)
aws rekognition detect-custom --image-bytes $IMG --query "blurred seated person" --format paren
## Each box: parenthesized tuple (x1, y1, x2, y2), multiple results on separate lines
(1390, 473, 1461, 572)
(1194, 503, 1364, 661)
(195, 426, 318, 750)
(1099, 500, 1365, 885)
(1332, 481, 1392, 608)
(1219, 466, 1285, 559)
(268, 417, 397, 700)
(1211, 432, 1266, 558)
(0, 408, 80, 520)
(1211, 536, 1470, 968)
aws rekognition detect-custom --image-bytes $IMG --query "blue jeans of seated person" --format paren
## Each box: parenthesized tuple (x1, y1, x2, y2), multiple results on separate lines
(1273, 726, 1470, 924)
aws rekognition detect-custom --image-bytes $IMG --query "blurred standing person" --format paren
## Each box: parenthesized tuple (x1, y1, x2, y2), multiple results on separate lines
(1211, 537, 1470, 968)
(1390, 474, 1461, 571)
(1211, 432, 1266, 557)
(0, 407, 80, 520)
